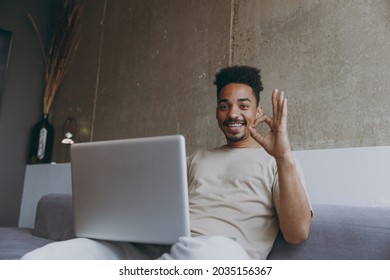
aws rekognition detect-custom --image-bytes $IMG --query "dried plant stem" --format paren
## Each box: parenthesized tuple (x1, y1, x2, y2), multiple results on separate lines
(28, 0, 83, 115)
(27, 13, 47, 66)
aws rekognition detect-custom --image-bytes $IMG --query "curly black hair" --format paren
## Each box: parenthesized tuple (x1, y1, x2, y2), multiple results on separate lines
(214, 65, 264, 106)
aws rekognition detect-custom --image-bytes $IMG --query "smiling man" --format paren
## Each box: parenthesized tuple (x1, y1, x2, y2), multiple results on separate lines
(23, 65, 311, 260)
(187, 65, 312, 259)
(216, 83, 262, 146)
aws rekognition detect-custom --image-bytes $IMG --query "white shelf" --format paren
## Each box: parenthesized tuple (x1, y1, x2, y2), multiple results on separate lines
(19, 163, 72, 228)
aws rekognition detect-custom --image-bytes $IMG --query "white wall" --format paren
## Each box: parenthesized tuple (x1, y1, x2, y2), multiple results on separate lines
(294, 146, 390, 207)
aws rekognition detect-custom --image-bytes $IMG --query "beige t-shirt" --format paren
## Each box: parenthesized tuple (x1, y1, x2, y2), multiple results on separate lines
(188, 146, 306, 259)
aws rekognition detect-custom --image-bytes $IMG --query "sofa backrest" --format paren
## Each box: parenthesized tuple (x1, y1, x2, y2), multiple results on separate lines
(35, 194, 390, 259)
(267, 204, 390, 260)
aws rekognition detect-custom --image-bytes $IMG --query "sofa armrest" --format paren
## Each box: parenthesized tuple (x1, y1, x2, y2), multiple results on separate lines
(32, 193, 75, 241)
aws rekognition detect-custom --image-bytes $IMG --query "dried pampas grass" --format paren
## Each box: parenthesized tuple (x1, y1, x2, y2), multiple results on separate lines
(28, 0, 83, 115)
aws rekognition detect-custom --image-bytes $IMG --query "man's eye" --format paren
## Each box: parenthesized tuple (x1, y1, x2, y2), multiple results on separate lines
(240, 104, 250, 109)
(218, 104, 228, 110)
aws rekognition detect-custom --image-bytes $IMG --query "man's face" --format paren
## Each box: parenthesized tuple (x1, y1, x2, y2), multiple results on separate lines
(216, 83, 263, 146)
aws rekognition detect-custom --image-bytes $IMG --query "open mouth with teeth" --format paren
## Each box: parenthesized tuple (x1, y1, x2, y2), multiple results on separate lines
(223, 120, 247, 132)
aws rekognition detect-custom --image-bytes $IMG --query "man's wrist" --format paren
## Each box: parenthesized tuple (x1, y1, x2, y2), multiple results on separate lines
(274, 152, 295, 167)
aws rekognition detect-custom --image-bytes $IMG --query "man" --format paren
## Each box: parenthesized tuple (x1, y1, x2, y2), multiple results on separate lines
(23, 65, 311, 260)
(188, 65, 311, 259)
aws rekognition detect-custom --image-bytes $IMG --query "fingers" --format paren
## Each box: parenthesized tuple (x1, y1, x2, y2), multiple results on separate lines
(252, 89, 287, 131)
(272, 89, 287, 124)
(251, 89, 289, 151)
(272, 89, 279, 121)
(248, 125, 265, 144)
(252, 114, 271, 129)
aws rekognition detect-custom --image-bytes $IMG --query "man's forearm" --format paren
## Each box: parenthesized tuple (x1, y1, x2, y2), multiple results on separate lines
(276, 153, 312, 244)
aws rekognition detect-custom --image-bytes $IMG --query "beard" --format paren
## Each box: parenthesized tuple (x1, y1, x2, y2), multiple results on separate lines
(222, 118, 248, 143)
(226, 134, 245, 142)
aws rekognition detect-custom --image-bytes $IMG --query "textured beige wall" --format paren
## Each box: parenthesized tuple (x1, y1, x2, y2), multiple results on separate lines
(232, 0, 390, 150)
(51, 0, 390, 162)
(51, 0, 230, 161)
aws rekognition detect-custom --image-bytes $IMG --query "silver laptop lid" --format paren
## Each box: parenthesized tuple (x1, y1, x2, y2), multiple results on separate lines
(70, 135, 190, 245)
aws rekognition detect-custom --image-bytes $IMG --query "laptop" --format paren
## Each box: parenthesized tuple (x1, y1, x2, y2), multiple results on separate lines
(70, 135, 190, 245)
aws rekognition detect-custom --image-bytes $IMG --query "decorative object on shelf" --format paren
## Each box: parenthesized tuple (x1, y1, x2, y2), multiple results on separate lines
(62, 132, 75, 145)
(61, 116, 77, 162)
(28, 114, 54, 164)
(27, 0, 83, 164)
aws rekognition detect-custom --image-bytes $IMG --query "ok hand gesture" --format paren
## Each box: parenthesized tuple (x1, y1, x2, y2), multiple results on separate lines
(249, 89, 292, 160)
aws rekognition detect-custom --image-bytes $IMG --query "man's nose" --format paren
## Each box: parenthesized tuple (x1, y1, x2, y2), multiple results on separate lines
(227, 106, 240, 118)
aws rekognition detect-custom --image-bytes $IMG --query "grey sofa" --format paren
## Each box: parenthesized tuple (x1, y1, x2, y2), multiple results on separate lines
(268, 204, 390, 259)
(0, 194, 75, 259)
(1, 193, 390, 259)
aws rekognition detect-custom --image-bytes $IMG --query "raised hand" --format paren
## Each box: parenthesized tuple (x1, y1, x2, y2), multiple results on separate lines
(249, 89, 292, 160)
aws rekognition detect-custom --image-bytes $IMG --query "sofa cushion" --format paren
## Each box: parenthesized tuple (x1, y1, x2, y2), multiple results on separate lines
(267, 204, 390, 260)
(32, 193, 75, 241)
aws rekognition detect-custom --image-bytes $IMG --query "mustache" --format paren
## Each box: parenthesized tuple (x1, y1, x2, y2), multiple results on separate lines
(223, 118, 247, 126)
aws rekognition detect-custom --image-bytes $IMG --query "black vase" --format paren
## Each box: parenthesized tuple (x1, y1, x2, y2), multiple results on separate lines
(28, 114, 54, 164)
